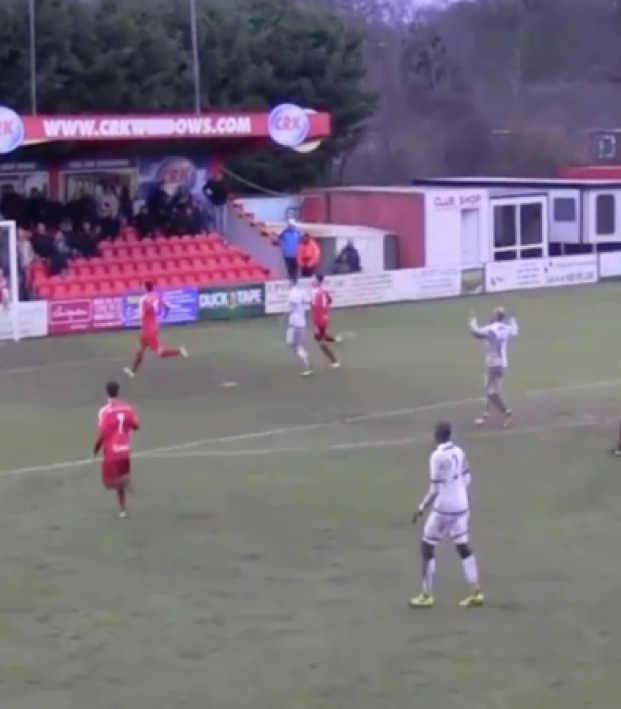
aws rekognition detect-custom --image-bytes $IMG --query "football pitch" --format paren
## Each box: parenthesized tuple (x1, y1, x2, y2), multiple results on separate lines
(1, 284, 621, 709)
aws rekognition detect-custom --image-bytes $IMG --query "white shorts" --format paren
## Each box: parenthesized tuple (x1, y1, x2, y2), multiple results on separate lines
(485, 366, 505, 396)
(423, 509, 470, 546)
(286, 326, 305, 347)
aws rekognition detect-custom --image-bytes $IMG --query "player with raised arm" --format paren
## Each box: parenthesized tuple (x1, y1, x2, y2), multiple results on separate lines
(286, 277, 313, 376)
(93, 380, 140, 518)
(311, 274, 341, 368)
(124, 281, 187, 378)
(469, 306, 519, 427)
(410, 421, 483, 608)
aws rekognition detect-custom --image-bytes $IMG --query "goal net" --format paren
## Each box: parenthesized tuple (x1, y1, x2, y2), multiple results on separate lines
(0, 219, 21, 341)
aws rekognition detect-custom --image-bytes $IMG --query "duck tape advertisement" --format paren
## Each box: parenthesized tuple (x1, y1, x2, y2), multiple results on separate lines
(198, 284, 265, 321)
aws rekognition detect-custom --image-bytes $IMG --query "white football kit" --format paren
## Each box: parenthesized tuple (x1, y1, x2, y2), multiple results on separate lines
(286, 286, 308, 347)
(469, 317, 519, 370)
(422, 442, 471, 546)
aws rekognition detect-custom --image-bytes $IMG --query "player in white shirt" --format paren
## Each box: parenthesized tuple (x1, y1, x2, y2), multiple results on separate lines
(410, 421, 483, 608)
(469, 307, 519, 427)
(285, 278, 313, 376)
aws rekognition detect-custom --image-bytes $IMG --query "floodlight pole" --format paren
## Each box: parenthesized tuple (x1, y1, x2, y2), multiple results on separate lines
(189, 0, 201, 114)
(29, 0, 37, 114)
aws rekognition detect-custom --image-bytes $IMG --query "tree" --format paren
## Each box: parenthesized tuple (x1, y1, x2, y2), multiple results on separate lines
(0, 0, 376, 191)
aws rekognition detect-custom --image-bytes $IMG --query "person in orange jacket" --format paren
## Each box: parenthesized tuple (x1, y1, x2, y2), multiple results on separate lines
(297, 234, 321, 277)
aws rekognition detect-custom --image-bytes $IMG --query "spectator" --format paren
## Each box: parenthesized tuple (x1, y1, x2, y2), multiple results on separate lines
(279, 218, 301, 280)
(147, 181, 169, 229)
(135, 205, 155, 239)
(18, 229, 34, 271)
(187, 202, 203, 233)
(119, 185, 133, 223)
(1, 186, 23, 224)
(332, 240, 361, 274)
(18, 229, 34, 299)
(49, 229, 71, 275)
(97, 184, 120, 238)
(67, 188, 97, 230)
(69, 221, 98, 257)
(31, 223, 54, 259)
(297, 233, 321, 278)
(203, 171, 228, 232)
(23, 188, 48, 226)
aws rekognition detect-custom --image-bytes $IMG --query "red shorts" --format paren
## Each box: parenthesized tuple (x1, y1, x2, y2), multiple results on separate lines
(101, 457, 131, 489)
(314, 322, 329, 341)
(140, 331, 160, 351)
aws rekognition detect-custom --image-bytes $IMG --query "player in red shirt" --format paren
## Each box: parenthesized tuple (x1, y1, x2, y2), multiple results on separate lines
(93, 380, 140, 517)
(311, 274, 341, 368)
(124, 281, 188, 378)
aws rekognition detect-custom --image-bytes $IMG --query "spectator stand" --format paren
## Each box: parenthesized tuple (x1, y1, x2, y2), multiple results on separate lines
(0, 108, 332, 298)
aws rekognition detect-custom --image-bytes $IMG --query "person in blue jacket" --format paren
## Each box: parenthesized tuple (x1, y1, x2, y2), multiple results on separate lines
(279, 218, 301, 280)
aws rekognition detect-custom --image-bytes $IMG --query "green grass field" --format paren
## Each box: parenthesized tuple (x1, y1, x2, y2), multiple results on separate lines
(1, 284, 621, 709)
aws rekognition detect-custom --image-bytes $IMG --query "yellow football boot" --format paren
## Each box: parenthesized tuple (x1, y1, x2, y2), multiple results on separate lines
(458, 590, 484, 607)
(409, 592, 434, 608)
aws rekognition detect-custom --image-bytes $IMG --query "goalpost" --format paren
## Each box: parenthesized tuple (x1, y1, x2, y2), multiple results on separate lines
(0, 219, 21, 342)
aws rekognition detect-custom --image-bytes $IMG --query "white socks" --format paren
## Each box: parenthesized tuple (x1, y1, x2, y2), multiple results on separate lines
(423, 558, 435, 595)
(296, 346, 310, 367)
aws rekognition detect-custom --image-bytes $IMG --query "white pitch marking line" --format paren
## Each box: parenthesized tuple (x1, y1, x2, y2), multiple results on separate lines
(0, 323, 280, 377)
(0, 379, 617, 481)
(145, 414, 604, 460)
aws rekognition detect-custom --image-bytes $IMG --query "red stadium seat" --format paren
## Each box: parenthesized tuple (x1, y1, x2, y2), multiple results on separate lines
(135, 262, 151, 278)
(32, 229, 271, 300)
(184, 242, 200, 257)
(106, 263, 122, 278)
(196, 241, 213, 255)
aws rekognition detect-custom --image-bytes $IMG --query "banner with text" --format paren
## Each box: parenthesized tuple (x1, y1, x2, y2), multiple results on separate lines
(264, 268, 462, 314)
(48, 297, 122, 335)
(485, 256, 598, 293)
(599, 252, 621, 281)
(122, 288, 198, 327)
(198, 284, 265, 321)
(0, 301, 48, 341)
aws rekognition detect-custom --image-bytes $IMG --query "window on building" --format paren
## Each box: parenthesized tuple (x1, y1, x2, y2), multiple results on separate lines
(596, 194, 615, 236)
(493, 204, 517, 249)
(553, 198, 576, 223)
(519, 202, 543, 245)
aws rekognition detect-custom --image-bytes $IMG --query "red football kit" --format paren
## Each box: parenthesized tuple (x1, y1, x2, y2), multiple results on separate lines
(125, 289, 186, 377)
(310, 284, 340, 366)
(94, 399, 140, 489)
(311, 286, 332, 341)
(140, 292, 165, 351)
